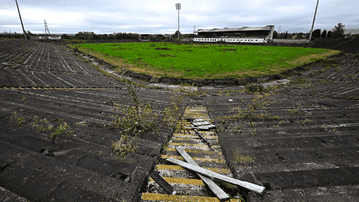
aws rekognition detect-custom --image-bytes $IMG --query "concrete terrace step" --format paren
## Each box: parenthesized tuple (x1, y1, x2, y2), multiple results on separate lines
(0, 120, 159, 175)
(0, 140, 138, 201)
(248, 184, 359, 202)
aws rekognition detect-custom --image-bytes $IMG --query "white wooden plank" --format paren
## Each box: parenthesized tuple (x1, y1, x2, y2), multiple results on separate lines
(176, 147, 229, 200)
(192, 121, 210, 126)
(166, 157, 266, 195)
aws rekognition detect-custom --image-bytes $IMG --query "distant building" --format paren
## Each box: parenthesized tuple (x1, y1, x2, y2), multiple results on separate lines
(139, 34, 150, 41)
(193, 25, 274, 43)
(345, 27, 359, 36)
(30, 34, 62, 41)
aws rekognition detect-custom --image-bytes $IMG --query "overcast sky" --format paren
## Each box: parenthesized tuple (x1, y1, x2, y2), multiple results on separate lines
(0, 0, 358, 35)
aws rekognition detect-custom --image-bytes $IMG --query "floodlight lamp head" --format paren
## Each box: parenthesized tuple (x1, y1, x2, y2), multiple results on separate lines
(175, 3, 181, 10)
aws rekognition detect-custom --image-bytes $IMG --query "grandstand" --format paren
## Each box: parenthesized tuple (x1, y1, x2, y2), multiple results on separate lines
(193, 25, 274, 43)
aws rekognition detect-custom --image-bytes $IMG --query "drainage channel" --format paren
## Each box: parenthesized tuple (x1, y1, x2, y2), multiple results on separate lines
(141, 102, 242, 202)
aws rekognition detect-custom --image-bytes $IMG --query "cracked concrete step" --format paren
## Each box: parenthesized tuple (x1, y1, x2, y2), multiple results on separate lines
(0, 121, 157, 179)
(248, 184, 359, 202)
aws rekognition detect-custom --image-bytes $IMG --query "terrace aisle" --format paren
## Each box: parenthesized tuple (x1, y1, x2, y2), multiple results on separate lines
(141, 99, 243, 202)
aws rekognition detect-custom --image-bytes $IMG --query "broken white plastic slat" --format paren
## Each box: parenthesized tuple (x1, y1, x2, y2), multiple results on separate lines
(193, 118, 204, 122)
(166, 157, 266, 195)
(176, 147, 229, 200)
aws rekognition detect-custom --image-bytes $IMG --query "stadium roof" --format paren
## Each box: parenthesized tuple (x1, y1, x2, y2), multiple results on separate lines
(195, 25, 274, 33)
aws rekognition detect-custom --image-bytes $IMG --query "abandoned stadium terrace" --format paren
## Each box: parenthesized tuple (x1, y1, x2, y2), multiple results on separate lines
(0, 38, 359, 202)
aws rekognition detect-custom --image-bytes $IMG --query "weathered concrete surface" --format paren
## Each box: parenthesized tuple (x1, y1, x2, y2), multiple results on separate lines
(1, 39, 359, 201)
(206, 52, 359, 201)
(0, 40, 187, 202)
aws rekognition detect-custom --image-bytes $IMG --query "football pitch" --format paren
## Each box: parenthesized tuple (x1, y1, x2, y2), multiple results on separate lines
(74, 42, 340, 79)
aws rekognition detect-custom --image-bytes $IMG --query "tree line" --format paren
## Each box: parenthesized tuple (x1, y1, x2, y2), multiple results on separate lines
(273, 23, 352, 40)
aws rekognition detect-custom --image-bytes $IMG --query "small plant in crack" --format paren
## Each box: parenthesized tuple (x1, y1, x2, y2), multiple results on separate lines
(300, 118, 312, 125)
(162, 96, 184, 127)
(234, 125, 242, 133)
(109, 81, 159, 137)
(48, 119, 77, 145)
(31, 116, 53, 132)
(225, 92, 274, 127)
(250, 129, 257, 136)
(111, 135, 137, 159)
(9, 111, 26, 125)
(233, 149, 254, 166)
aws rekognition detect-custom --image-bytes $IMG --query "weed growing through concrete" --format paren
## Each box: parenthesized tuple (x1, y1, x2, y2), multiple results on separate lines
(233, 150, 254, 166)
(31, 116, 53, 132)
(288, 109, 299, 114)
(9, 111, 25, 125)
(233, 92, 275, 124)
(162, 96, 184, 127)
(217, 92, 275, 134)
(110, 82, 159, 137)
(348, 95, 359, 100)
(9, 112, 76, 145)
(300, 118, 312, 125)
(290, 77, 308, 85)
(111, 135, 137, 159)
(48, 119, 77, 145)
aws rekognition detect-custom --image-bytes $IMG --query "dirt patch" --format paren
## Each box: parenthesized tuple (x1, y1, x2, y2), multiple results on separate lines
(155, 47, 171, 50)
(159, 54, 175, 57)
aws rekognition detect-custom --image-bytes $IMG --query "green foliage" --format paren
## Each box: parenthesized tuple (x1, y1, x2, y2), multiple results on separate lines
(332, 23, 345, 38)
(111, 135, 137, 159)
(47, 119, 77, 145)
(288, 109, 299, 114)
(348, 95, 359, 100)
(300, 118, 312, 125)
(232, 92, 274, 123)
(31, 116, 53, 132)
(162, 96, 184, 127)
(9, 112, 75, 145)
(311, 29, 321, 40)
(76, 42, 335, 79)
(9, 111, 25, 125)
(321, 30, 328, 38)
(109, 82, 159, 137)
(218, 92, 274, 134)
(290, 77, 308, 85)
(233, 150, 254, 166)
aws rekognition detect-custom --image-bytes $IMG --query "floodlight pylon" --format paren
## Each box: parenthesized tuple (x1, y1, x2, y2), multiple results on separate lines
(44, 20, 50, 35)
(309, 0, 320, 41)
(175, 3, 181, 40)
(15, 0, 27, 39)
